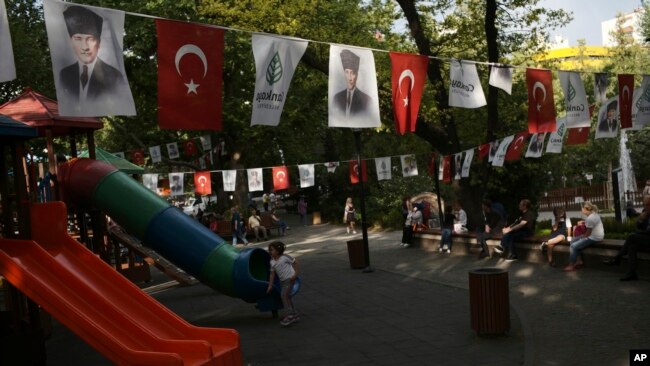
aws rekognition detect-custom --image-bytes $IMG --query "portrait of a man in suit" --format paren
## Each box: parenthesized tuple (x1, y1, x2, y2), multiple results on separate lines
(598, 100, 618, 133)
(59, 5, 127, 105)
(333, 49, 371, 119)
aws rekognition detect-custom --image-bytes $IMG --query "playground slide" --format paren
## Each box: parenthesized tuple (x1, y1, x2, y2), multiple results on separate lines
(57, 158, 273, 304)
(0, 237, 240, 366)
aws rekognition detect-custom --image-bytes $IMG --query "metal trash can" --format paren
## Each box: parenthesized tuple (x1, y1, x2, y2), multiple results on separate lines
(346, 239, 367, 269)
(468, 268, 510, 335)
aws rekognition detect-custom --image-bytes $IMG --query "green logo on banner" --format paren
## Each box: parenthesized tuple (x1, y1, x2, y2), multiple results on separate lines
(557, 123, 565, 136)
(567, 79, 576, 101)
(266, 51, 283, 85)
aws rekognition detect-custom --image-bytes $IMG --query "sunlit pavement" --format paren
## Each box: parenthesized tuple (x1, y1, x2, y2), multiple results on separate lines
(46, 213, 649, 365)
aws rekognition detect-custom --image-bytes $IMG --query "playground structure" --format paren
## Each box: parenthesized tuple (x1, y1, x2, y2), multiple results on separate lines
(0, 89, 293, 364)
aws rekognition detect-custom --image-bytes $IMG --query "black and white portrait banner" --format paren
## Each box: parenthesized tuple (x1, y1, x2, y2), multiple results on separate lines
(400, 154, 418, 177)
(169, 172, 184, 196)
(222, 170, 236, 192)
(149, 145, 162, 163)
(247, 168, 263, 192)
(525, 133, 546, 158)
(461, 149, 473, 178)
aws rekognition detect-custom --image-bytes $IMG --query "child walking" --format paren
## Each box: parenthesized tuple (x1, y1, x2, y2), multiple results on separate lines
(266, 241, 300, 327)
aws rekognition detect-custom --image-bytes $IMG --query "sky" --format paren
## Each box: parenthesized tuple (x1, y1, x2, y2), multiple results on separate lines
(543, 0, 643, 45)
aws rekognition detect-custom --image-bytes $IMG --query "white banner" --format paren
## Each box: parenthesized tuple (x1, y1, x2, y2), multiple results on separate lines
(0, 0, 15, 82)
(200, 135, 212, 151)
(559, 71, 590, 128)
(142, 174, 158, 192)
(374, 157, 392, 181)
(166, 142, 179, 159)
(149, 145, 162, 163)
(169, 172, 184, 196)
(488, 65, 512, 95)
(453, 153, 463, 180)
(525, 133, 546, 158)
(222, 170, 236, 192)
(328, 45, 381, 128)
(545, 118, 566, 153)
(492, 135, 514, 167)
(448, 61, 486, 108)
(594, 73, 608, 104)
(461, 149, 473, 178)
(247, 168, 263, 192)
(44, 0, 135, 117)
(632, 77, 650, 129)
(298, 164, 315, 188)
(251, 34, 308, 126)
(400, 154, 418, 177)
(325, 161, 339, 173)
(595, 96, 619, 139)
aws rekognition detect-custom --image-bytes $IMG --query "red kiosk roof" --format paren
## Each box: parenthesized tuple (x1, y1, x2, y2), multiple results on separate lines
(0, 88, 103, 137)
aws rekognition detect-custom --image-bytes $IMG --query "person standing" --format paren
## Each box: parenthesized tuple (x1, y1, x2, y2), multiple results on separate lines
(494, 199, 535, 261)
(297, 197, 308, 226)
(602, 196, 650, 281)
(266, 241, 300, 327)
(563, 201, 604, 272)
(262, 193, 270, 212)
(230, 206, 248, 246)
(344, 197, 357, 234)
(401, 204, 423, 248)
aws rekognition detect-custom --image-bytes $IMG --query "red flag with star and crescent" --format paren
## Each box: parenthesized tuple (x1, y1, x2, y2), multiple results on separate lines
(272, 166, 290, 191)
(478, 143, 490, 160)
(156, 20, 224, 130)
(389, 52, 428, 135)
(505, 132, 528, 161)
(349, 160, 368, 184)
(194, 171, 212, 195)
(131, 149, 145, 166)
(618, 74, 634, 129)
(441, 156, 452, 183)
(526, 68, 556, 133)
(566, 127, 590, 145)
(183, 140, 198, 157)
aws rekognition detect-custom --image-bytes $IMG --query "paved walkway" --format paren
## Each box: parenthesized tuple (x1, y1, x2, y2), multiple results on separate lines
(45, 214, 649, 365)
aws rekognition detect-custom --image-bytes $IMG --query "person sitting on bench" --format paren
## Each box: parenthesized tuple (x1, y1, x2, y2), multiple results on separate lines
(494, 199, 535, 261)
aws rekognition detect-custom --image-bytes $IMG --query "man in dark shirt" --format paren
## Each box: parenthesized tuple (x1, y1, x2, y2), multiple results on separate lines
(603, 196, 650, 281)
(476, 199, 505, 259)
(494, 199, 535, 260)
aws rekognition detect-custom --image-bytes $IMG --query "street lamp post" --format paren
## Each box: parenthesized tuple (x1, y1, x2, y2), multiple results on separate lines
(353, 130, 372, 273)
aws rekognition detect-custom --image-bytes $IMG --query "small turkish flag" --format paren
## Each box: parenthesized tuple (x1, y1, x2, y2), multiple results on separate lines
(272, 166, 290, 191)
(505, 132, 528, 161)
(427, 153, 436, 176)
(156, 20, 224, 130)
(131, 149, 145, 166)
(389, 52, 428, 135)
(183, 140, 198, 157)
(566, 127, 590, 145)
(194, 171, 211, 195)
(441, 156, 451, 183)
(349, 160, 368, 184)
(618, 74, 634, 129)
(526, 68, 556, 133)
(478, 143, 490, 160)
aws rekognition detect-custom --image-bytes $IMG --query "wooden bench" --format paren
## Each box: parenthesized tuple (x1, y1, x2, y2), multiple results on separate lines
(413, 228, 650, 265)
(260, 212, 282, 236)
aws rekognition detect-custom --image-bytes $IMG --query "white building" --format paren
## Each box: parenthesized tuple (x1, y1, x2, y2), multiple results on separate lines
(601, 7, 646, 46)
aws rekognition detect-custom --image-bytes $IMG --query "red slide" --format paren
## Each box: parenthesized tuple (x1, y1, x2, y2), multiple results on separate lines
(0, 202, 242, 366)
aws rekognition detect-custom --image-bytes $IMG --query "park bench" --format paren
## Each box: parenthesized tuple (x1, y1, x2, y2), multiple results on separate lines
(260, 212, 282, 237)
(413, 228, 650, 266)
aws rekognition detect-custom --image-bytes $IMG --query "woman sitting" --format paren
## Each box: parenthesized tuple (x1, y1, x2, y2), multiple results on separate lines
(270, 208, 289, 236)
(540, 207, 571, 267)
(563, 202, 604, 272)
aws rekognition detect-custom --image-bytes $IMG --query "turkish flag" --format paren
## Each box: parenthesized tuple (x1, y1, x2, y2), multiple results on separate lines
(389, 52, 428, 135)
(183, 140, 198, 157)
(349, 160, 368, 184)
(156, 20, 224, 130)
(194, 171, 212, 195)
(441, 156, 451, 183)
(526, 68, 556, 133)
(131, 149, 145, 166)
(272, 166, 290, 191)
(427, 153, 436, 176)
(618, 74, 634, 129)
(566, 127, 590, 145)
(505, 132, 528, 161)
(478, 143, 490, 160)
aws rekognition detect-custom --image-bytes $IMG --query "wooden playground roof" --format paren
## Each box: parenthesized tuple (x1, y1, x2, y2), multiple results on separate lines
(0, 88, 103, 137)
(0, 115, 38, 138)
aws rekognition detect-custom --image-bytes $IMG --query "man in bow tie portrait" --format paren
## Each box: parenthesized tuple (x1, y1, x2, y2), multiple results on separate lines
(598, 100, 618, 134)
(58, 5, 127, 107)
